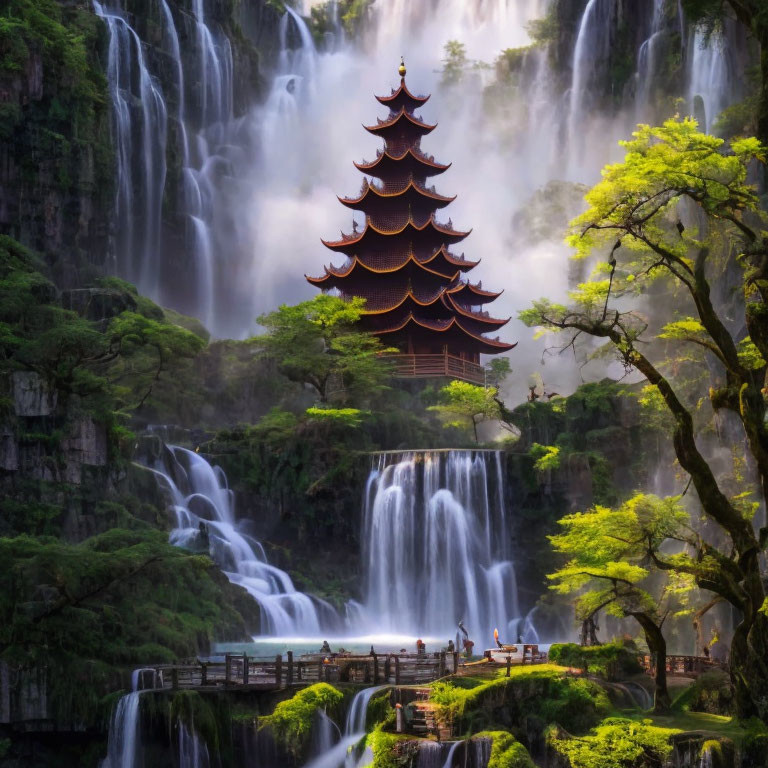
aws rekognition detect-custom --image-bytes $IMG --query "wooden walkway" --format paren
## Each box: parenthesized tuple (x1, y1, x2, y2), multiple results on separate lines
(133, 651, 461, 692)
(639, 654, 725, 678)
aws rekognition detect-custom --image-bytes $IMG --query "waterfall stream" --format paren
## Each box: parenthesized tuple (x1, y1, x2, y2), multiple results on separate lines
(303, 685, 386, 768)
(152, 445, 335, 635)
(357, 451, 522, 646)
(93, 0, 745, 350)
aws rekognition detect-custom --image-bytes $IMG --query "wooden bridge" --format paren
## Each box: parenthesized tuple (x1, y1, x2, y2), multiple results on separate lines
(133, 651, 461, 692)
(639, 654, 725, 678)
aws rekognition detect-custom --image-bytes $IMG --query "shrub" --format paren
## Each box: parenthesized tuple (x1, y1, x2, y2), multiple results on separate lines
(547, 717, 680, 768)
(474, 731, 535, 768)
(258, 683, 343, 759)
(548, 641, 642, 680)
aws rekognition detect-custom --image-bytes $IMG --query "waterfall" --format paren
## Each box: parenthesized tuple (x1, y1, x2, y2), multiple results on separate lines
(102, 669, 151, 768)
(688, 28, 731, 132)
(356, 451, 521, 646)
(95, 0, 237, 335)
(93, 2, 168, 297)
(303, 686, 386, 768)
(177, 722, 210, 768)
(634, 0, 666, 114)
(152, 445, 336, 636)
(439, 741, 461, 768)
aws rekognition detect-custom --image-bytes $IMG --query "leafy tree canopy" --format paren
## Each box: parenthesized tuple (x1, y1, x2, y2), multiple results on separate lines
(429, 379, 501, 443)
(255, 294, 394, 405)
(522, 118, 768, 719)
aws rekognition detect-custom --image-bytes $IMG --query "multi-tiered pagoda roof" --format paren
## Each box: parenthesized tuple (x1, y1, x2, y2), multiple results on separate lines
(307, 60, 514, 378)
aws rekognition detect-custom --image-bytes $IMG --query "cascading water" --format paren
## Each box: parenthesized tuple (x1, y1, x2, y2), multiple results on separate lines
(177, 722, 211, 768)
(356, 451, 522, 645)
(95, 0, 237, 334)
(102, 669, 151, 768)
(93, 1, 168, 295)
(303, 686, 386, 768)
(151, 445, 336, 635)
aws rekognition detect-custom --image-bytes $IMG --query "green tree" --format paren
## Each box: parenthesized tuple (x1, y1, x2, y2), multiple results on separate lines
(256, 294, 393, 404)
(521, 118, 768, 720)
(429, 379, 501, 442)
(441, 40, 469, 85)
(549, 494, 692, 712)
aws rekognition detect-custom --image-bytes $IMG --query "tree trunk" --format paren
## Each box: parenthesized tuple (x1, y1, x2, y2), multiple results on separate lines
(729, 592, 768, 720)
(630, 612, 671, 713)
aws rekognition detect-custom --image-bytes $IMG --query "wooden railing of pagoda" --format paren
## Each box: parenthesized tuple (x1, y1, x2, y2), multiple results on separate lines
(138, 651, 459, 692)
(387, 353, 485, 385)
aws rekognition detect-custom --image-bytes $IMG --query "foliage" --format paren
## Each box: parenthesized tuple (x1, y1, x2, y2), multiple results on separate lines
(366, 727, 413, 768)
(0, 236, 205, 428)
(525, 7, 559, 47)
(486, 356, 512, 387)
(673, 669, 735, 715)
(0, 0, 111, 212)
(429, 666, 610, 735)
(547, 717, 679, 768)
(259, 683, 343, 758)
(530, 443, 561, 471)
(548, 494, 694, 710)
(474, 731, 535, 768)
(305, 406, 368, 427)
(521, 118, 768, 720)
(441, 40, 468, 84)
(548, 641, 643, 680)
(548, 494, 690, 619)
(256, 295, 393, 404)
(429, 380, 501, 442)
(0, 528, 259, 725)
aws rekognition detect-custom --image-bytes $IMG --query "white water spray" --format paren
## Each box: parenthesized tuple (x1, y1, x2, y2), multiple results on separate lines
(357, 451, 523, 645)
(153, 445, 335, 636)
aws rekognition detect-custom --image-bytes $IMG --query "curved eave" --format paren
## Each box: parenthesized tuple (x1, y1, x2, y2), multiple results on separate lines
(429, 245, 480, 272)
(321, 217, 471, 251)
(338, 180, 455, 209)
(364, 108, 436, 136)
(447, 282, 503, 302)
(354, 148, 451, 176)
(443, 293, 510, 327)
(375, 80, 430, 109)
(373, 314, 517, 352)
(361, 289, 449, 316)
(306, 254, 460, 283)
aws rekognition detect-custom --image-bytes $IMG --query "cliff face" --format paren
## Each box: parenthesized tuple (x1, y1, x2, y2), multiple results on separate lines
(0, 1, 113, 287)
(0, 0, 282, 303)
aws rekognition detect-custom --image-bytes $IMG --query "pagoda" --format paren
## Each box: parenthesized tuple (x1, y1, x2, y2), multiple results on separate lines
(307, 59, 515, 384)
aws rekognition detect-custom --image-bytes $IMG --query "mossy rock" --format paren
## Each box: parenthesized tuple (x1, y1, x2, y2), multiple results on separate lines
(258, 683, 343, 761)
(474, 730, 535, 767)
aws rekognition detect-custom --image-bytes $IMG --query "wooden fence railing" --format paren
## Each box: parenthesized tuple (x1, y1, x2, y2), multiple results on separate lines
(386, 353, 485, 385)
(140, 651, 460, 692)
(639, 654, 724, 677)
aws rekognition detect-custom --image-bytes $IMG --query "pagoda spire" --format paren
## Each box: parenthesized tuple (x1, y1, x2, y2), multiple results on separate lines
(306, 66, 515, 381)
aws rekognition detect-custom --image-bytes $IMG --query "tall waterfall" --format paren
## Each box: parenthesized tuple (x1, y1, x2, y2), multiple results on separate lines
(356, 451, 521, 646)
(94, 1, 167, 295)
(94, 0, 748, 356)
(94, 0, 237, 334)
(152, 445, 337, 636)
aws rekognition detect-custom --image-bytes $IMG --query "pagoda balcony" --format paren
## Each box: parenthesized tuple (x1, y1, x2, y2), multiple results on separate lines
(384, 352, 486, 385)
